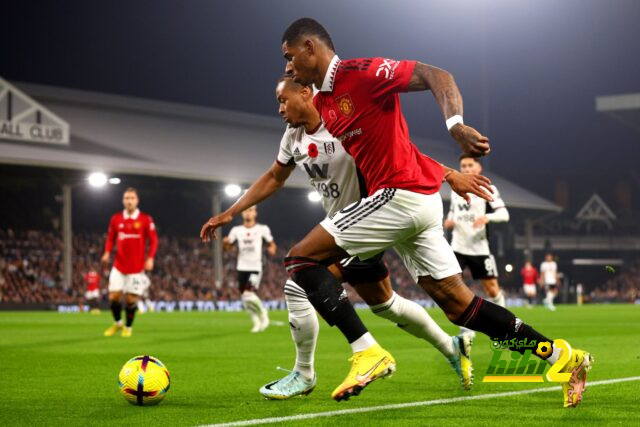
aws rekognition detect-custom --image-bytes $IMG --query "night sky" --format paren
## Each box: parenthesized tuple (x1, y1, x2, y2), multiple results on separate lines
(2, 0, 640, 205)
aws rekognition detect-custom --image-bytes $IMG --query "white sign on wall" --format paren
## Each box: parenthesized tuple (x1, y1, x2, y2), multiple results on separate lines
(0, 77, 69, 145)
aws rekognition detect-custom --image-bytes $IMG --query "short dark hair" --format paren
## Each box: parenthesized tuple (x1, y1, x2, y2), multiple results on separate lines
(282, 17, 335, 51)
(124, 187, 138, 196)
(458, 153, 482, 164)
(277, 73, 312, 89)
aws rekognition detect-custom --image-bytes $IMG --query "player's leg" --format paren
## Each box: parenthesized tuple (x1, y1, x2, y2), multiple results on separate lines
(239, 271, 267, 333)
(104, 268, 125, 336)
(250, 272, 270, 332)
(545, 284, 557, 311)
(260, 279, 318, 399)
(120, 273, 148, 337)
(481, 277, 506, 307)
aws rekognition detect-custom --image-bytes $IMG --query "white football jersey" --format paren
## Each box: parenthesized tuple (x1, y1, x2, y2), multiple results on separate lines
(227, 224, 273, 272)
(540, 261, 558, 285)
(277, 124, 365, 216)
(448, 185, 506, 256)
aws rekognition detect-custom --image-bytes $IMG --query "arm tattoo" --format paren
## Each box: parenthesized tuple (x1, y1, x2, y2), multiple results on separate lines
(409, 62, 463, 119)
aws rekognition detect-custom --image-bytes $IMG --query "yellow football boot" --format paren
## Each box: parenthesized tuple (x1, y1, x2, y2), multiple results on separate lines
(560, 348, 593, 408)
(121, 327, 133, 338)
(103, 323, 123, 337)
(331, 344, 396, 401)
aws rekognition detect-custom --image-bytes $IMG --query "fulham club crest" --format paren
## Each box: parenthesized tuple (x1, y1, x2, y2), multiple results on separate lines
(336, 94, 354, 117)
(324, 142, 335, 156)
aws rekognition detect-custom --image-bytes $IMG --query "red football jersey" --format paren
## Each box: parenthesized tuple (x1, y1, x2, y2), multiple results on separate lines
(313, 56, 444, 196)
(84, 271, 100, 291)
(104, 209, 158, 274)
(520, 267, 539, 285)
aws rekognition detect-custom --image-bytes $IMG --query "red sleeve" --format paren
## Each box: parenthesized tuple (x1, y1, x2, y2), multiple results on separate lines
(361, 57, 416, 99)
(104, 215, 117, 254)
(146, 215, 158, 259)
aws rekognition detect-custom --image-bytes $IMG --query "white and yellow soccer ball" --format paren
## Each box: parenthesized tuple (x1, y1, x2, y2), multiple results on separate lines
(118, 355, 170, 406)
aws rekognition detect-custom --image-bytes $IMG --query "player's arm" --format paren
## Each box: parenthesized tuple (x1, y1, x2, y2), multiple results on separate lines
(101, 216, 116, 265)
(222, 236, 235, 252)
(145, 217, 158, 271)
(263, 225, 277, 256)
(444, 189, 456, 229)
(474, 186, 510, 228)
(441, 163, 493, 203)
(408, 62, 489, 157)
(200, 161, 295, 242)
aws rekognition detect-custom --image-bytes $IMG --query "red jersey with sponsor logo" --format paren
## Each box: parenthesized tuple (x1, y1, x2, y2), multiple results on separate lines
(520, 267, 539, 285)
(313, 56, 444, 196)
(84, 271, 100, 291)
(104, 210, 158, 274)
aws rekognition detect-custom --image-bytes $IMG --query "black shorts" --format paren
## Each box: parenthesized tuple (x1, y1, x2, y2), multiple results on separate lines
(237, 270, 262, 292)
(337, 252, 389, 286)
(454, 252, 498, 280)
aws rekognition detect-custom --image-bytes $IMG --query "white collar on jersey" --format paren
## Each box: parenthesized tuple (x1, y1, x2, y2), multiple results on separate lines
(319, 54, 341, 93)
(123, 209, 140, 220)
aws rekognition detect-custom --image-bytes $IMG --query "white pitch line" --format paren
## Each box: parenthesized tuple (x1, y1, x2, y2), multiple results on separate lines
(201, 376, 640, 427)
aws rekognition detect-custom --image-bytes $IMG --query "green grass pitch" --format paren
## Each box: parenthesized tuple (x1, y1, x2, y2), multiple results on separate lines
(0, 304, 638, 426)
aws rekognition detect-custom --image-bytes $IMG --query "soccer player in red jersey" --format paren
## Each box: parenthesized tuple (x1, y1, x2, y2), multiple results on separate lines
(521, 261, 539, 308)
(269, 18, 591, 405)
(102, 187, 157, 338)
(84, 266, 101, 314)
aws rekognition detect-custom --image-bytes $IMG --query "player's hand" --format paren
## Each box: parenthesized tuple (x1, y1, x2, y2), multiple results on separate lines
(445, 170, 493, 203)
(444, 219, 455, 229)
(101, 252, 110, 265)
(200, 212, 233, 243)
(144, 257, 154, 271)
(450, 124, 490, 157)
(267, 245, 277, 257)
(473, 216, 489, 228)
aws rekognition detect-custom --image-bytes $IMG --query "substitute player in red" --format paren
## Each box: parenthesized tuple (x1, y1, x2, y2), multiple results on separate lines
(84, 266, 101, 314)
(270, 18, 591, 406)
(102, 187, 158, 338)
(521, 261, 539, 308)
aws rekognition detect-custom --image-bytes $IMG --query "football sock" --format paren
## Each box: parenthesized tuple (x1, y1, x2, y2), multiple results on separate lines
(285, 257, 368, 344)
(110, 300, 122, 323)
(489, 290, 506, 307)
(125, 303, 137, 327)
(284, 280, 318, 380)
(370, 292, 454, 357)
(455, 296, 554, 361)
(350, 332, 376, 353)
(241, 291, 263, 328)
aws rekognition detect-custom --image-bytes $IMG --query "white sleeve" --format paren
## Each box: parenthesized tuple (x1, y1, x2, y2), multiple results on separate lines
(227, 227, 237, 244)
(261, 225, 274, 243)
(486, 186, 509, 222)
(276, 127, 296, 166)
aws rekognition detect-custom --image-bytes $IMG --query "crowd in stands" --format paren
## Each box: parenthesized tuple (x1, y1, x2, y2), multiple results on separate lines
(1, 228, 638, 305)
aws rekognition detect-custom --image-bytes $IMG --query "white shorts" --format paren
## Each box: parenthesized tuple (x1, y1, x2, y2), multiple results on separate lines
(85, 289, 100, 299)
(523, 284, 537, 297)
(321, 188, 461, 281)
(108, 267, 150, 296)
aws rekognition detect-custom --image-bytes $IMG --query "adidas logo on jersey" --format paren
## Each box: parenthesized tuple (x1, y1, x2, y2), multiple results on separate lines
(293, 147, 301, 156)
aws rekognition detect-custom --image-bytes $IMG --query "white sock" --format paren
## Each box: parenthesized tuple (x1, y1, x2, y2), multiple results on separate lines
(241, 291, 263, 328)
(459, 326, 476, 340)
(547, 343, 561, 365)
(350, 332, 376, 353)
(115, 319, 123, 326)
(137, 300, 146, 313)
(490, 290, 506, 307)
(284, 280, 318, 380)
(370, 292, 454, 358)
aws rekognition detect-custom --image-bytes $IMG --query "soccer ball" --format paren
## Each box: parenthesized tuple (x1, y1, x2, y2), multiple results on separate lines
(118, 355, 170, 406)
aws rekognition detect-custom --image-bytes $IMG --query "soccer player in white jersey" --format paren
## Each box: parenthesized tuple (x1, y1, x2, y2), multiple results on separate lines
(202, 74, 482, 399)
(445, 154, 510, 341)
(224, 206, 276, 332)
(540, 253, 559, 311)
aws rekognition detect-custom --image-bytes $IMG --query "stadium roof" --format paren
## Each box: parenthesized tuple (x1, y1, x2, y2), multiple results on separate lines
(0, 80, 560, 212)
(596, 92, 640, 135)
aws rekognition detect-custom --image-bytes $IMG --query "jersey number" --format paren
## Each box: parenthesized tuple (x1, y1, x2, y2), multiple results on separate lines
(314, 182, 341, 199)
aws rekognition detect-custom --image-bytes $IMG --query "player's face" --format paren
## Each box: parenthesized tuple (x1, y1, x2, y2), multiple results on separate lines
(276, 81, 311, 127)
(122, 191, 139, 211)
(241, 206, 257, 222)
(545, 254, 553, 262)
(282, 40, 316, 86)
(459, 158, 482, 175)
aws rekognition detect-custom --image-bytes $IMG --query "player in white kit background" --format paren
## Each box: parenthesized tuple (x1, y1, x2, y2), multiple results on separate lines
(540, 253, 559, 311)
(445, 154, 510, 342)
(224, 206, 276, 332)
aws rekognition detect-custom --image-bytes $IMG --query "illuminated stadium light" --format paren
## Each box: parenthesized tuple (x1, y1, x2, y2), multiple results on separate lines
(224, 184, 242, 197)
(87, 172, 108, 188)
(505, 264, 514, 273)
(108, 177, 121, 185)
(307, 191, 322, 203)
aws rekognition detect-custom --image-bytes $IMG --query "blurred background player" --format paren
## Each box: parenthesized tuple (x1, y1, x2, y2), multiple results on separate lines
(224, 206, 276, 333)
(520, 260, 539, 308)
(445, 155, 510, 338)
(540, 253, 559, 311)
(102, 187, 158, 337)
(83, 265, 101, 314)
